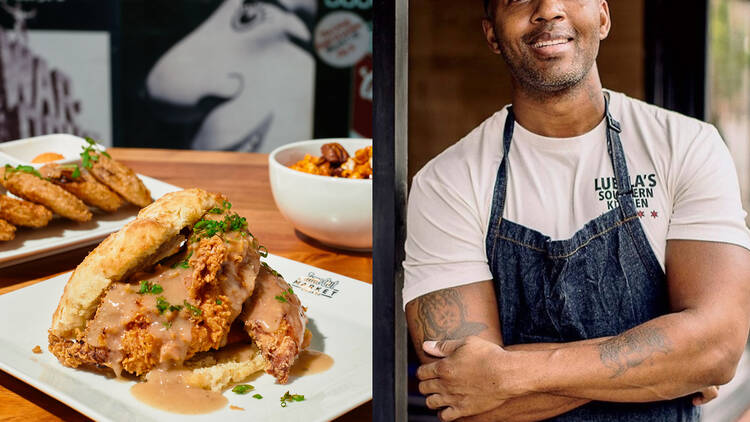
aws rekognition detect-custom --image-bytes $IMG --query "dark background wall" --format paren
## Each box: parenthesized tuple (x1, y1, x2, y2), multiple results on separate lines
(407, 0, 645, 179)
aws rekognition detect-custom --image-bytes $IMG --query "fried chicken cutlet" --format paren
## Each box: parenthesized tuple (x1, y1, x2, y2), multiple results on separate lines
(0, 218, 16, 241)
(40, 163, 124, 212)
(240, 265, 309, 384)
(1, 166, 91, 222)
(0, 195, 53, 228)
(49, 210, 262, 376)
(87, 152, 153, 208)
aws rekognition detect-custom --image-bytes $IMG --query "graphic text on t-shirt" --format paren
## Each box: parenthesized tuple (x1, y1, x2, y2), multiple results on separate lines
(594, 173, 657, 211)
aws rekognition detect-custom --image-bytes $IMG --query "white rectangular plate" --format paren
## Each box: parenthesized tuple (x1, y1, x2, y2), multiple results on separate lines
(0, 175, 181, 268)
(0, 254, 372, 422)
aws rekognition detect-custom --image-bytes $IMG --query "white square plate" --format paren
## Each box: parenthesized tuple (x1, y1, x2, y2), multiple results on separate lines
(0, 175, 182, 268)
(0, 254, 372, 421)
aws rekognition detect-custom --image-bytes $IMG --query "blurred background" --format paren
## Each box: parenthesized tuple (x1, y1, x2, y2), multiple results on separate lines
(0, 0, 372, 153)
(407, 0, 750, 421)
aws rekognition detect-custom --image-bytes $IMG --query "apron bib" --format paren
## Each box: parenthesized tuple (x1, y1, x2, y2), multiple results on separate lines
(485, 96, 698, 421)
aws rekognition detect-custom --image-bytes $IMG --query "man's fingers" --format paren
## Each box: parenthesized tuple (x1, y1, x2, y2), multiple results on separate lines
(425, 393, 451, 410)
(416, 361, 439, 380)
(418, 379, 443, 395)
(439, 405, 462, 422)
(423, 338, 464, 357)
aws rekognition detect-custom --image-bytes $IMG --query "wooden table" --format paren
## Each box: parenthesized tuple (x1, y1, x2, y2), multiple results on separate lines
(0, 148, 373, 421)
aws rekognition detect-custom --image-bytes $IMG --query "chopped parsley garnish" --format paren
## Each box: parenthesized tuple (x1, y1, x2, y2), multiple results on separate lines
(216, 299, 223, 305)
(171, 251, 193, 269)
(280, 391, 305, 407)
(192, 219, 226, 240)
(258, 245, 268, 258)
(138, 280, 163, 294)
(156, 297, 169, 314)
(156, 297, 184, 314)
(4, 164, 43, 180)
(261, 262, 282, 278)
(274, 287, 294, 303)
(162, 321, 172, 329)
(191, 213, 248, 242)
(207, 200, 232, 215)
(225, 214, 247, 231)
(232, 384, 255, 394)
(60, 163, 82, 179)
(252, 393, 263, 399)
(80, 137, 110, 169)
(183, 300, 202, 316)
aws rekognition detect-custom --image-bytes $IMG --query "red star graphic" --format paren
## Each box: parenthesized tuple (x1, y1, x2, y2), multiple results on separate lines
(651, 210, 658, 218)
(637, 211, 645, 218)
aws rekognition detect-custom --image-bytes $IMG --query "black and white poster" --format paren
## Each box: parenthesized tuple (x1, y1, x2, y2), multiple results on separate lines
(119, 0, 372, 153)
(0, 0, 114, 146)
(0, 0, 372, 152)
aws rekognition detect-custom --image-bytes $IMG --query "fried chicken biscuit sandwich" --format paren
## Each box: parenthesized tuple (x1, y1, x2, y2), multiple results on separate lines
(48, 188, 309, 391)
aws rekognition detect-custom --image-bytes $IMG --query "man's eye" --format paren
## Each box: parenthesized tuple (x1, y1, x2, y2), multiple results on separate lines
(231, 0, 265, 31)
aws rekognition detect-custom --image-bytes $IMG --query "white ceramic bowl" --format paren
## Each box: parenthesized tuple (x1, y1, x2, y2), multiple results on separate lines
(269, 138, 372, 251)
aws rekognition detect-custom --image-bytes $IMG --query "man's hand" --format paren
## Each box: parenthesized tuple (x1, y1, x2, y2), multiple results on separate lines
(417, 336, 524, 421)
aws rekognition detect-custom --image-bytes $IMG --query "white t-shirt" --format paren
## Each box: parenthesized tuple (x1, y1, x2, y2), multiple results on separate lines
(403, 90, 750, 306)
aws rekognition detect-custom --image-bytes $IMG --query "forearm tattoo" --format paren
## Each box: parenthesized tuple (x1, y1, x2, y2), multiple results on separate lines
(415, 288, 488, 341)
(598, 326, 673, 378)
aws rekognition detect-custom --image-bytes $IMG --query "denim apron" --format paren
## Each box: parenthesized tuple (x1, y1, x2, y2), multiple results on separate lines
(485, 97, 698, 421)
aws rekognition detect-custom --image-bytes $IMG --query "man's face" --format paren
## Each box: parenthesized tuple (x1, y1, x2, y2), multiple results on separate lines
(482, 0, 610, 93)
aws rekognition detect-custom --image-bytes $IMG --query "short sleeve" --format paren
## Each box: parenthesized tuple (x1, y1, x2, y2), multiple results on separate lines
(402, 163, 494, 307)
(666, 124, 750, 250)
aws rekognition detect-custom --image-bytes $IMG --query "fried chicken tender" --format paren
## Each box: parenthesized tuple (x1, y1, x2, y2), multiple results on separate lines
(240, 266, 308, 384)
(0, 167, 91, 222)
(40, 163, 124, 212)
(88, 152, 153, 208)
(0, 218, 16, 241)
(47, 332, 108, 369)
(52, 226, 261, 376)
(0, 195, 53, 228)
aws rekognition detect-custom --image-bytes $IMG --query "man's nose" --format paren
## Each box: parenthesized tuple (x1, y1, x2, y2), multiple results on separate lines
(531, 0, 566, 23)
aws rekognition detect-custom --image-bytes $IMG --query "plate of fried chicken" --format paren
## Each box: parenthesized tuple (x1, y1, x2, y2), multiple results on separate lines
(0, 189, 372, 421)
(0, 134, 180, 268)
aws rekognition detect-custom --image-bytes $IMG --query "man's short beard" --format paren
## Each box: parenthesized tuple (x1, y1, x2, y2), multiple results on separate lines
(499, 45, 593, 95)
(496, 34, 598, 97)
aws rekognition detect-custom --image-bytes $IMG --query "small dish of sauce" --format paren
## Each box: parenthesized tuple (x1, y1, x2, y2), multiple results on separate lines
(31, 152, 65, 164)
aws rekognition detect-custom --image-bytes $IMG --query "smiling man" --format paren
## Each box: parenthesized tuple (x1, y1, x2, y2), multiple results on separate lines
(403, 1, 750, 421)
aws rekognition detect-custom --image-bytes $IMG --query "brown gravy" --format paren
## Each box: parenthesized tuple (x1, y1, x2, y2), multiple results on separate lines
(130, 369, 227, 414)
(291, 350, 334, 377)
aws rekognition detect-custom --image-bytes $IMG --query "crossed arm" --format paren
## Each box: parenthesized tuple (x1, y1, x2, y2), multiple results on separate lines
(406, 280, 593, 421)
(405, 240, 750, 421)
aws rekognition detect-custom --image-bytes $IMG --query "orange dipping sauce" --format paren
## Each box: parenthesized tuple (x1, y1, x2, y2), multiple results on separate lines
(31, 152, 64, 163)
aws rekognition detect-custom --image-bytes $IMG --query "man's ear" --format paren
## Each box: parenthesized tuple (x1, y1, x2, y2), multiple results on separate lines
(482, 18, 502, 54)
(599, 0, 611, 40)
